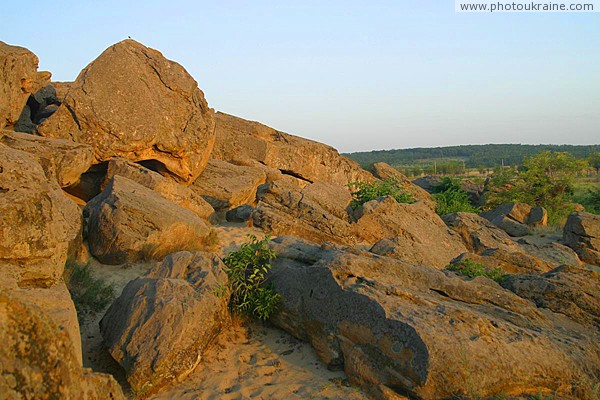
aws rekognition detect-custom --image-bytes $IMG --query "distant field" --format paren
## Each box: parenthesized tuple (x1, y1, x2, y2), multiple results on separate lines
(345, 143, 600, 169)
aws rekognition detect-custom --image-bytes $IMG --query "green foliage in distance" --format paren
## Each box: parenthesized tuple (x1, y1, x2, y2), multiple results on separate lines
(347, 179, 414, 209)
(222, 235, 282, 320)
(589, 152, 600, 173)
(446, 258, 507, 283)
(432, 177, 480, 216)
(485, 151, 588, 225)
(346, 143, 600, 170)
(573, 185, 600, 215)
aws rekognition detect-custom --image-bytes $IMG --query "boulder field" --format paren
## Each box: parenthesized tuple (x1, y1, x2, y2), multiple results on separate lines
(0, 38, 598, 400)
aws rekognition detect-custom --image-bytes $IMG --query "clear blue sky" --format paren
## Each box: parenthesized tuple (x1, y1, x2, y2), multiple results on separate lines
(2, 1, 599, 152)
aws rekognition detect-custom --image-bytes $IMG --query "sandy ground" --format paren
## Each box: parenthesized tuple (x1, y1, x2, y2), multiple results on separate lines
(80, 223, 368, 399)
(150, 322, 367, 400)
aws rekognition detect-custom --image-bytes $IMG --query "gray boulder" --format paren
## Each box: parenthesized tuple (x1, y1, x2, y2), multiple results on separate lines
(563, 212, 600, 266)
(269, 236, 600, 399)
(100, 251, 229, 397)
(84, 175, 212, 264)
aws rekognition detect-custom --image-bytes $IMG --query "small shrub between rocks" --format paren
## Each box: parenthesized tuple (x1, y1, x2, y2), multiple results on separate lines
(63, 259, 115, 319)
(221, 235, 282, 320)
(433, 177, 480, 216)
(347, 179, 414, 209)
(446, 258, 507, 283)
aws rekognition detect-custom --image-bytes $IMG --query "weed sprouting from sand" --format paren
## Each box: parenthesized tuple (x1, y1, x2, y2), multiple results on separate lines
(63, 259, 115, 320)
(221, 234, 282, 320)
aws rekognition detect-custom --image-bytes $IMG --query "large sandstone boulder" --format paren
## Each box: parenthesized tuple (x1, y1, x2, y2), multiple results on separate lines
(104, 158, 215, 221)
(480, 202, 536, 237)
(38, 39, 215, 183)
(100, 251, 229, 397)
(371, 162, 434, 208)
(354, 197, 467, 268)
(563, 212, 600, 265)
(450, 249, 557, 275)
(252, 180, 357, 245)
(191, 159, 266, 211)
(269, 236, 600, 399)
(0, 144, 81, 288)
(0, 130, 94, 187)
(502, 265, 600, 331)
(481, 202, 532, 225)
(0, 41, 50, 129)
(84, 175, 212, 264)
(443, 213, 558, 274)
(212, 112, 372, 185)
(0, 293, 125, 400)
(4, 282, 83, 365)
(442, 212, 522, 254)
(517, 240, 582, 268)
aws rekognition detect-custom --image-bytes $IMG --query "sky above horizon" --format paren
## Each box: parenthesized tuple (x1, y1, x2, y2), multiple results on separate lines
(2, 1, 599, 153)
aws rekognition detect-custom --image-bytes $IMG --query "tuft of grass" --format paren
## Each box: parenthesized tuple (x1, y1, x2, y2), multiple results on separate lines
(221, 235, 282, 320)
(63, 259, 115, 319)
(347, 179, 414, 209)
(446, 258, 507, 283)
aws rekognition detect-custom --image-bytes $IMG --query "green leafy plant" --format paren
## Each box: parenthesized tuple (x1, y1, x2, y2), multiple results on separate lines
(446, 258, 506, 283)
(63, 260, 115, 319)
(485, 151, 588, 225)
(432, 177, 480, 216)
(222, 235, 282, 320)
(347, 179, 414, 209)
(573, 186, 600, 215)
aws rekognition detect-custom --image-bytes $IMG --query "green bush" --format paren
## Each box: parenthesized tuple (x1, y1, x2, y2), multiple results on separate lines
(347, 179, 414, 209)
(433, 177, 480, 216)
(446, 258, 506, 283)
(485, 151, 588, 225)
(222, 235, 282, 320)
(573, 186, 600, 215)
(63, 260, 115, 319)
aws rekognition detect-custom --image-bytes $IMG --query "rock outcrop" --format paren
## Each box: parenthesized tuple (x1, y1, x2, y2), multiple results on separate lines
(100, 251, 229, 397)
(212, 112, 372, 186)
(1, 130, 94, 187)
(563, 212, 600, 265)
(443, 212, 559, 274)
(0, 144, 81, 288)
(355, 197, 467, 268)
(84, 175, 212, 264)
(252, 180, 357, 245)
(269, 236, 600, 399)
(502, 265, 600, 330)
(191, 159, 266, 211)
(0, 293, 125, 400)
(103, 158, 215, 221)
(443, 212, 524, 254)
(0, 41, 50, 129)
(480, 202, 549, 237)
(37, 40, 215, 183)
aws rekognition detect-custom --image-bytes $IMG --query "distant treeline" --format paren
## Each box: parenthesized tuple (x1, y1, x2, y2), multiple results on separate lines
(345, 144, 600, 169)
